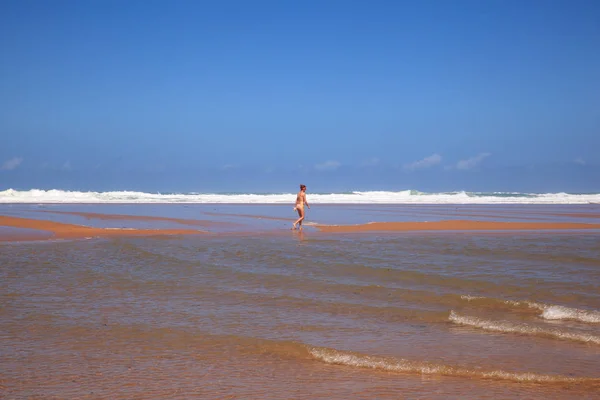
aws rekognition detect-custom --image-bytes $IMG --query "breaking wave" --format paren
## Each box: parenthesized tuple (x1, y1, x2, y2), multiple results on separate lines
(449, 311, 600, 344)
(460, 295, 600, 324)
(1, 188, 600, 204)
(307, 346, 599, 384)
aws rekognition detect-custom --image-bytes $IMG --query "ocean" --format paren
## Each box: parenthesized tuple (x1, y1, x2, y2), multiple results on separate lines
(1, 198, 600, 399)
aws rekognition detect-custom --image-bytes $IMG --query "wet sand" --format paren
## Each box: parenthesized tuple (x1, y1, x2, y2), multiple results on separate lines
(32, 210, 223, 227)
(0, 215, 204, 241)
(2, 204, 600, 242)
(0, 226, 53, 242)
(315, 220, 600, 233)
(204, 210, 293, 222)
(1, 204, 599, 399)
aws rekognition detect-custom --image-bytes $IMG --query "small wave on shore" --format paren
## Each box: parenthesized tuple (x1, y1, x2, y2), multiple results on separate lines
(307, 345, 599, 384)
(460, 295, 600, 324)
(449, 311, 600, 344)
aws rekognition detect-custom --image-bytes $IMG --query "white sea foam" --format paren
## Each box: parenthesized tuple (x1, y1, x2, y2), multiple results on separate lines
(1, 188, 600, 204)
(460, 295, 486, 301)
(460, 295, 545, 310)
(449, 311, 600, 344)
(541, 305, 600, 324)
(308, 346, 594, 383)
(460, 296, 600, 324)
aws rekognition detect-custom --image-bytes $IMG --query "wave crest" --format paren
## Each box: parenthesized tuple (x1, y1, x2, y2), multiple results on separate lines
(308, 346, 598, 384)
(1, 189, 600, 204)
(449, 311, 600, 344)
(460, 295, 600, 324)
(541, 305, 600, 323)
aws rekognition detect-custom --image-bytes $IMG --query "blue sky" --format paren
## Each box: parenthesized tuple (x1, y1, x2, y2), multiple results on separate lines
(1, 0, 599, 192)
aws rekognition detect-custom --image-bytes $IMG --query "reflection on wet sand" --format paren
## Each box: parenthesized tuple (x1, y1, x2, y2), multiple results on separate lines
(33, 209, 226, 227)
(0, 215, 204, 241)
(315, 219, 600, 233)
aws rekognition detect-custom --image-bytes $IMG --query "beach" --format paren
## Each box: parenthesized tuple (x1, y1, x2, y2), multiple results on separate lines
(2, 203, 600, 399)
(4, 0, 599, 397)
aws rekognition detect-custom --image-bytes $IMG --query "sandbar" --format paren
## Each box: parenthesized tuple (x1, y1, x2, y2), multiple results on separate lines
(33, 210, 232, 227)
(316, 220, 600, 233)
(0, 215, 204, 242)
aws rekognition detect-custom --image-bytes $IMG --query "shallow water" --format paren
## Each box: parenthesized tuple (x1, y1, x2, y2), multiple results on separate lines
(1, 205, 600, 399)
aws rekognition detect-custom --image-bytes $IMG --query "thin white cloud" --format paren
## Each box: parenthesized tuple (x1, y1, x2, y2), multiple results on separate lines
(221, 164, 237, 170)
(315, 160, 341, 171)
(574, 157, 586, 165)
(360, 157, 380, 167)
(404, 154, 442, 171)
(61, 161, 72, 171)
(1, 157, 23, 171)
(455, 152, 491, 170)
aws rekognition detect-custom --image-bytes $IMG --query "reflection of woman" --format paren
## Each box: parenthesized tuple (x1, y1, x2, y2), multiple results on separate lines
(292, 184, 310, 230)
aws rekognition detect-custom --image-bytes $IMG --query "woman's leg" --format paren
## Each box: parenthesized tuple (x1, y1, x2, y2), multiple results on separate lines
(293, 207, 304, 229)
